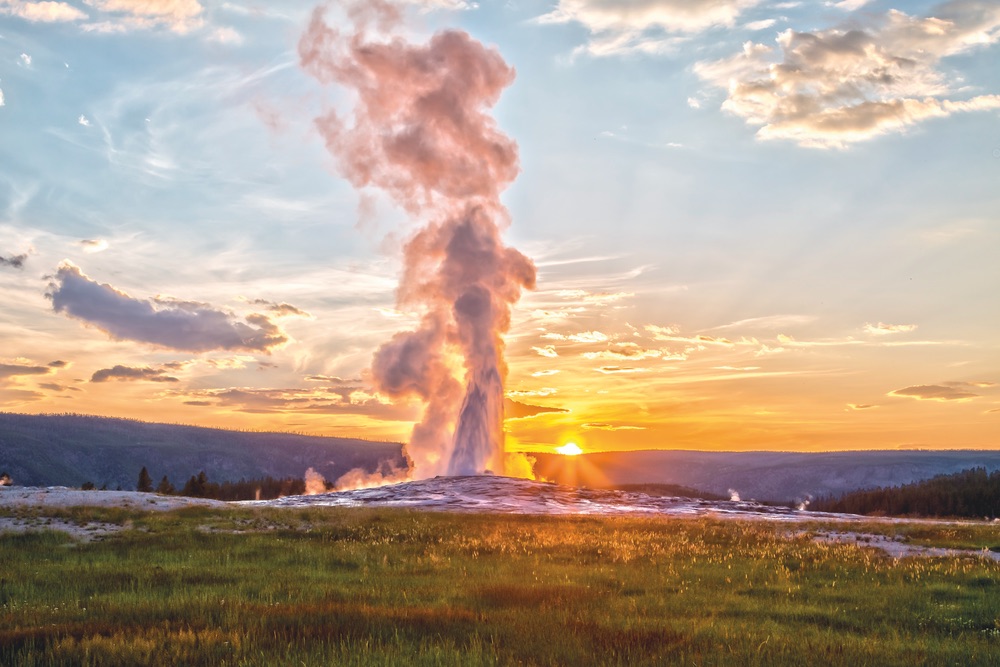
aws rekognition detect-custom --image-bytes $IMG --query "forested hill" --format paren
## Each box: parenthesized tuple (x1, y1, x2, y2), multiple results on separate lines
(0, 412, 406, 490)
(811, 468, 1000, 519)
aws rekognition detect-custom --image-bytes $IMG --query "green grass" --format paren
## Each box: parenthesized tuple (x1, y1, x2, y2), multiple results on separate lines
(2, 508, 999, 665)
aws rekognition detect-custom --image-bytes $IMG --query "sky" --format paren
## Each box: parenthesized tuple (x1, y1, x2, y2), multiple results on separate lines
(1, 0, 998, 456)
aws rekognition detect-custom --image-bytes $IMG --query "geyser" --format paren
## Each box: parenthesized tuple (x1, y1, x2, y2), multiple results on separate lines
(299, 1, 535, 478)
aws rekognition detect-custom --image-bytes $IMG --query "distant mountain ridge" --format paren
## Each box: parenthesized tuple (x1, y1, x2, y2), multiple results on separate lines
(3, 412, 999, 501)
(533, 449, 1000, 503)
(0, 412, 406, 489)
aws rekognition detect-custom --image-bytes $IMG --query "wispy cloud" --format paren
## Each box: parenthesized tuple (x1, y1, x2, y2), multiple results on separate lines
(48, 263, 288, 353)
(91, 365, 179, 383)
(889, 382, 984, 402)
(537, 0, 764, 57)
(80, 239, 108, 253)
(694, 2, 1000, 147)
(581, 422, 646, 430)
(864, 322, 917, 336)
(249, 299, 311, 318)
(176, 386, 416, 420)
(505, 399, 568, 419)
(0, 361, 51, 380)
(82, 0, 205, 34)
(0, 253, 27, 269)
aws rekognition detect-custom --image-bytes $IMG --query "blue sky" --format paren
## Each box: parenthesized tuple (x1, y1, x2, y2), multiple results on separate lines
(1, 0, 998, 454)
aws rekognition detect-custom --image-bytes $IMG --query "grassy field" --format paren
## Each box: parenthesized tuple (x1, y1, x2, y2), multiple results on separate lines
(1, 505, 999, 666)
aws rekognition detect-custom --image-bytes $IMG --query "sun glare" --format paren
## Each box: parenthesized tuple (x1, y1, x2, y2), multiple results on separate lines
(556, 442, 583, 456)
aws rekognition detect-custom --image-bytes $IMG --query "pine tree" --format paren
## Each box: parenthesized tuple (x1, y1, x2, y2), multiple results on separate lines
(156, 475, 175, 495)
(137, 466, 154, 493)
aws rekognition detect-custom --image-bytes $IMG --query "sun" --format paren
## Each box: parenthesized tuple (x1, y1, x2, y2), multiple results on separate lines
(555, 442, 583, 456)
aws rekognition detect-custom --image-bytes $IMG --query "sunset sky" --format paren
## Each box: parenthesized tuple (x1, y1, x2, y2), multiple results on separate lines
(1, 0, 998, 455)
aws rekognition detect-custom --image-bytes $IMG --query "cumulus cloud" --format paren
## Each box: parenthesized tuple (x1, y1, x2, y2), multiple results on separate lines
(847, 403, 878, 410)
(537, 0, 764, 56)
(0, 0, 88, 22)
(91, 365, 179, 382)
(889, 382, 982, 401)
(78, 114, 91, 127)
(864, 322, 917, 335)
(0, 253, 27, 269)
(19, 53, 32, 66)
(694, 2, 1000, 147)
(48, 263, 287, 353)
(0, 88, 5, 107)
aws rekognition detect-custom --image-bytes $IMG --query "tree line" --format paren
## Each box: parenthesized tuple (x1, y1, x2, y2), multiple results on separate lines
(77, 467, 325, 501)
(811, 467, 1000, 519)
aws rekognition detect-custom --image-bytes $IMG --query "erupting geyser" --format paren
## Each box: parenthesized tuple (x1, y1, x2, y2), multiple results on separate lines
(299, 1, 535, 478)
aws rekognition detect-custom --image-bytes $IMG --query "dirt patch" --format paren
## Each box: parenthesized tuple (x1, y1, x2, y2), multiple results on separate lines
(804, 530, 1000, 562)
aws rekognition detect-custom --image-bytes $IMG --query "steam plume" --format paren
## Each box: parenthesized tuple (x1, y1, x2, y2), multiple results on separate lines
(300, 1, 535, 478)
(303, 467, 328, 495)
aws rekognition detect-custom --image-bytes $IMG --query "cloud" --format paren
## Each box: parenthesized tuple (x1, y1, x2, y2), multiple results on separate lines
(532, 345, 559, 358)
(78, 114, 91, 127)
(80, 239, 108, 253)
(582, 342, 663, 360)
(82, 0, 205, 33)
(581, 422, 646, 430)
(178, 386, 416, 420)
(847, 403, 878, 410)
(38, 382, 81, 392)
(542, 330, 609, 343)
(91, 365, 180, 383)
(596, 365, 648, 374)
(864, 322, 917, 335)
(709, 314, 817, 331)
(0, 1, 88, 22)
(0, 253, 27, 269)
(694, 2, 1000, 147)
(48, 263, 288, 353)
(531, 369, 561, 377)
(250, 299, 311, 318)
(831, 0, 870, 10)
(0, 88, 4, 107)
(744, 18, 776, 31)
(889, 382, 982, 402)
(208, 26, 242, 44)
(48, 360, 69, 368)
(537, 0, 764, 56)
(504, 398, 568, 419)
(19, 53, 32, 66)
(0, 362, 51, 380)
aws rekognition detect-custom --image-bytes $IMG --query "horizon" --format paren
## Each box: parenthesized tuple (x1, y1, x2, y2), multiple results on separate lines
(1, 0, 998, 459)
(3, 409, 997, 456)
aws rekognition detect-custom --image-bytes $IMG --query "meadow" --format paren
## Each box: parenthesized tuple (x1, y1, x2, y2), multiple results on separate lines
(1, 505, 999, 666)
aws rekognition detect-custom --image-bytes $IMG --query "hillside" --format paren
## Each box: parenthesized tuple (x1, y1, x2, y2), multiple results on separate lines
(0, 412, 406, 490)
(532, 449, 1000, 503)
(811, 467, 1000, 518)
